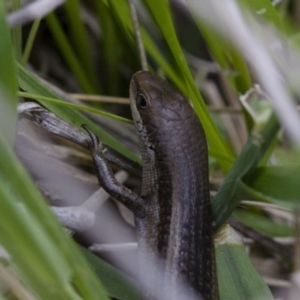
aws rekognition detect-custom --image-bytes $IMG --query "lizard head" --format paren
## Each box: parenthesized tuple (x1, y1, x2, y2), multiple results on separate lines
(129, 71, 195, 152)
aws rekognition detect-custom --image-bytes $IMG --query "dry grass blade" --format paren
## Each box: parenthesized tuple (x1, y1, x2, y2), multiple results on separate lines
(187, 0, 300, 144)
(8, 0, 65, 27)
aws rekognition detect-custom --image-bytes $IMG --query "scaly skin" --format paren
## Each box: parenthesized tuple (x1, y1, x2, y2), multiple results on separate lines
(85, 71, 218, 299)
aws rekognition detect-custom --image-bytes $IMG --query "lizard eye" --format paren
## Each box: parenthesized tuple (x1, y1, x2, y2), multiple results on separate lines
(136, 94, 148, 109)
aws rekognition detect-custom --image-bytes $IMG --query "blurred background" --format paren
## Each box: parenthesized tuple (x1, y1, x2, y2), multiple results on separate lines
(1, 0, 300, 299)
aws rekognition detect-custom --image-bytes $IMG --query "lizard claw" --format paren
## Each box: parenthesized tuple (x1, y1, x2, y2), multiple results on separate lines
(82, 125, 102, 154)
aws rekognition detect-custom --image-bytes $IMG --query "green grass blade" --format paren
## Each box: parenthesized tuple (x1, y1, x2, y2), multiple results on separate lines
(11, 0, 22, 62)
(81, 247, 140, 300)
(144, 0, 234, 172)
(213, 113, 280, 229)
(64, 0, 99, 91)
(22, 18, 41, 65)
(234, 210, 293, 237)
(94, 1, 122, 95)
(0, 129, 109, 299)
(239, 0, 284, 30)
(17, 63, 139, 163)
(216, 226, 273, 300)
(107, 0, 186, 93)
(243, 165, 300, 205)
(192, 20, 252, 93)
(18, 91, 132, 124)
(0, 2, 18, 145)
(45, 12, 96, 94)
(0, 185, 74, 299)
(237, 176, 300, 211)
(108, 0, 234, 172)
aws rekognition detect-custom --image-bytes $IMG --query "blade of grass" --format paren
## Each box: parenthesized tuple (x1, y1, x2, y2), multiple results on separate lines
(81, 247, 140, 300)
(0, 130, 109, 299)
(64, 0, 99, 91)
(45, 12, 96, 94)
(0, 1, 18, 145)
(94, 1, 123, 95)
(213, 113, 280, 229)
(0, 185, 74, 299)
(187, 0, 300, 144)
(17, 63, 140, 163)
(239, 0, 284, 30)
(243, 165, 300, 204)
(108, 0, 186, 92)
(107, 0, 234, 172)
(18, 92, 133, 124)
(144, 0, 235, 172)
(216, 226, 273, 300)
(191, 18, 252, 93)
(234, 210, 293, 237)
(11, 0, 22, 62)
(22, 18, 41, 65)
(236, 166, 300, 211)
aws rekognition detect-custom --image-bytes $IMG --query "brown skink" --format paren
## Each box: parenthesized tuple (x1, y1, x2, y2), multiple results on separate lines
(85, 71, 218, 299)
